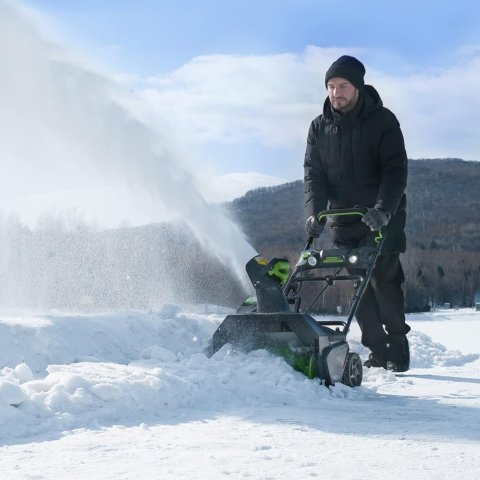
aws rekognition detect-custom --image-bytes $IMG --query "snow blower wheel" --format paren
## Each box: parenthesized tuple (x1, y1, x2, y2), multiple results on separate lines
(341, 352, 363, 387)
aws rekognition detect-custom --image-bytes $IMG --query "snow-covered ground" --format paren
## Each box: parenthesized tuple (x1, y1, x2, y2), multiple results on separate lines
(1, 306, 479, 479)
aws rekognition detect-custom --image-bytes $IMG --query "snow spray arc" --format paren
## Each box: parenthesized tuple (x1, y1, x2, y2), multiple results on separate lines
(0, 1, 255, 308)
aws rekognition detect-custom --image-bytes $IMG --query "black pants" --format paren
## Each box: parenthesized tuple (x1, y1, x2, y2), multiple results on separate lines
(332, 224, 410, 350)
(350, 254, 410, 349)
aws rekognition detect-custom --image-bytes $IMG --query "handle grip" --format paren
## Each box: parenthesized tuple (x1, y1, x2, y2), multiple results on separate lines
(316, 207, 367, 223)
(305, 207, 383, 248)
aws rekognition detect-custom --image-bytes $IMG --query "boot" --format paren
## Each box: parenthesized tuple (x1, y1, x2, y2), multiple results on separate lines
(387, 334, 410, 372)
(363, 343, 388, 369)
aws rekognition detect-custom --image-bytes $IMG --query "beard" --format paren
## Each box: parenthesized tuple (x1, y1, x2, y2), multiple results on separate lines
(331, 90, 359, 113)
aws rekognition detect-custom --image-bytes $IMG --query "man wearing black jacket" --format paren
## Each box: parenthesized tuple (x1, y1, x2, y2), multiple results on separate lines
(303, 55, 410, 372)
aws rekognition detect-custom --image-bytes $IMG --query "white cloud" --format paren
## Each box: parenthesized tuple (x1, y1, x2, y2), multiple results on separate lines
(195, 172, 287, 203)
(370, 56, 480, 159)
(139, 46, 357, 147)
(136, 46, 480, 161)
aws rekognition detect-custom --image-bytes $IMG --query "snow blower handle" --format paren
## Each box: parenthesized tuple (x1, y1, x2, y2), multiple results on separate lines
(305, 207, 383, 249)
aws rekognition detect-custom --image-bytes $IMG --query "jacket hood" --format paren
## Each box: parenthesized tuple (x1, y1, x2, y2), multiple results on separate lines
(322, 84, 383, 128)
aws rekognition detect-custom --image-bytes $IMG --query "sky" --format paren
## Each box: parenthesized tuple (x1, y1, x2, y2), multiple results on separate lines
(23, 0, 480, 75)
(24, 0, 480, 175)
(2, 0, 480, 226)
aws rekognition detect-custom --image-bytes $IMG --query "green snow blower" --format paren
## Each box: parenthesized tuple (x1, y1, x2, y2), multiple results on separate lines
(211, 208, 384, 387)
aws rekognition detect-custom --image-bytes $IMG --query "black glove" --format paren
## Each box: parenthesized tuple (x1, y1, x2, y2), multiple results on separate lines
(305, 215, 324, 238)
(361, 208, 391, 232)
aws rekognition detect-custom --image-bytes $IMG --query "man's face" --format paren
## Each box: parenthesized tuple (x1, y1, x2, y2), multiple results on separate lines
(326, 77, 359, 113)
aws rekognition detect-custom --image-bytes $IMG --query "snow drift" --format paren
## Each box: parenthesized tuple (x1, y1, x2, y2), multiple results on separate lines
(1, 307, 479, 445)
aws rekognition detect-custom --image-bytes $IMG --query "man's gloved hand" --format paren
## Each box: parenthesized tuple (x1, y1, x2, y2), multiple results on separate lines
(361, 208, 391, 232)
(305, 215, 324, 238)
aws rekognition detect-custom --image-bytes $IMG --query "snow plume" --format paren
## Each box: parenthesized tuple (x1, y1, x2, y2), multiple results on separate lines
(0, 1, 256, 307)
(0, 216, 249, 309)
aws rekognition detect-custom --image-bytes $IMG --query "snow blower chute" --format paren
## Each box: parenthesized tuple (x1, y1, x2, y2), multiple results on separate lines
(211, 208, 384, 387)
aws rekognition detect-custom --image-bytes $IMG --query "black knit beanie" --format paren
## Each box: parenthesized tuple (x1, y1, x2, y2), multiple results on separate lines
(325, 55, 365, 90)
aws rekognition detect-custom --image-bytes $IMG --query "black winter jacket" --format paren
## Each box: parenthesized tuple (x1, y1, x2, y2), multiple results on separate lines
(304, 85, 408, 253)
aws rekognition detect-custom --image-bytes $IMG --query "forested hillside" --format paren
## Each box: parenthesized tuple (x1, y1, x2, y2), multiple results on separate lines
(227, 159, 480, 311)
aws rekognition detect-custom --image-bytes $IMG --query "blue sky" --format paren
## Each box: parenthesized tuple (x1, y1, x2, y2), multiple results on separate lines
(5, 0, 480, 223)
(26, 0, 480, 75)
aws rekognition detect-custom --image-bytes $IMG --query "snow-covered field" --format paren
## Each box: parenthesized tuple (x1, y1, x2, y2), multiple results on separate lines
(1, 306, 479, 479)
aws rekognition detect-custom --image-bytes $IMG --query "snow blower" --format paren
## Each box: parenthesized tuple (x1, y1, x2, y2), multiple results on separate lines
(211, 208, 384, 387)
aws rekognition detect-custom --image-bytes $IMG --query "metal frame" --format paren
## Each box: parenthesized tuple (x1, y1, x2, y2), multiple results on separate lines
(283, 208, 384, 336)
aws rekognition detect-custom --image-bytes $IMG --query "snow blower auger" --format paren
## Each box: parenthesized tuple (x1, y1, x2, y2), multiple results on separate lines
(211, 208, 384, 387)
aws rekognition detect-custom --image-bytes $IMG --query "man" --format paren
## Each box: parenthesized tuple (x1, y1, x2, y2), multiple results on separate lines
(303, 55, 410, 372)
